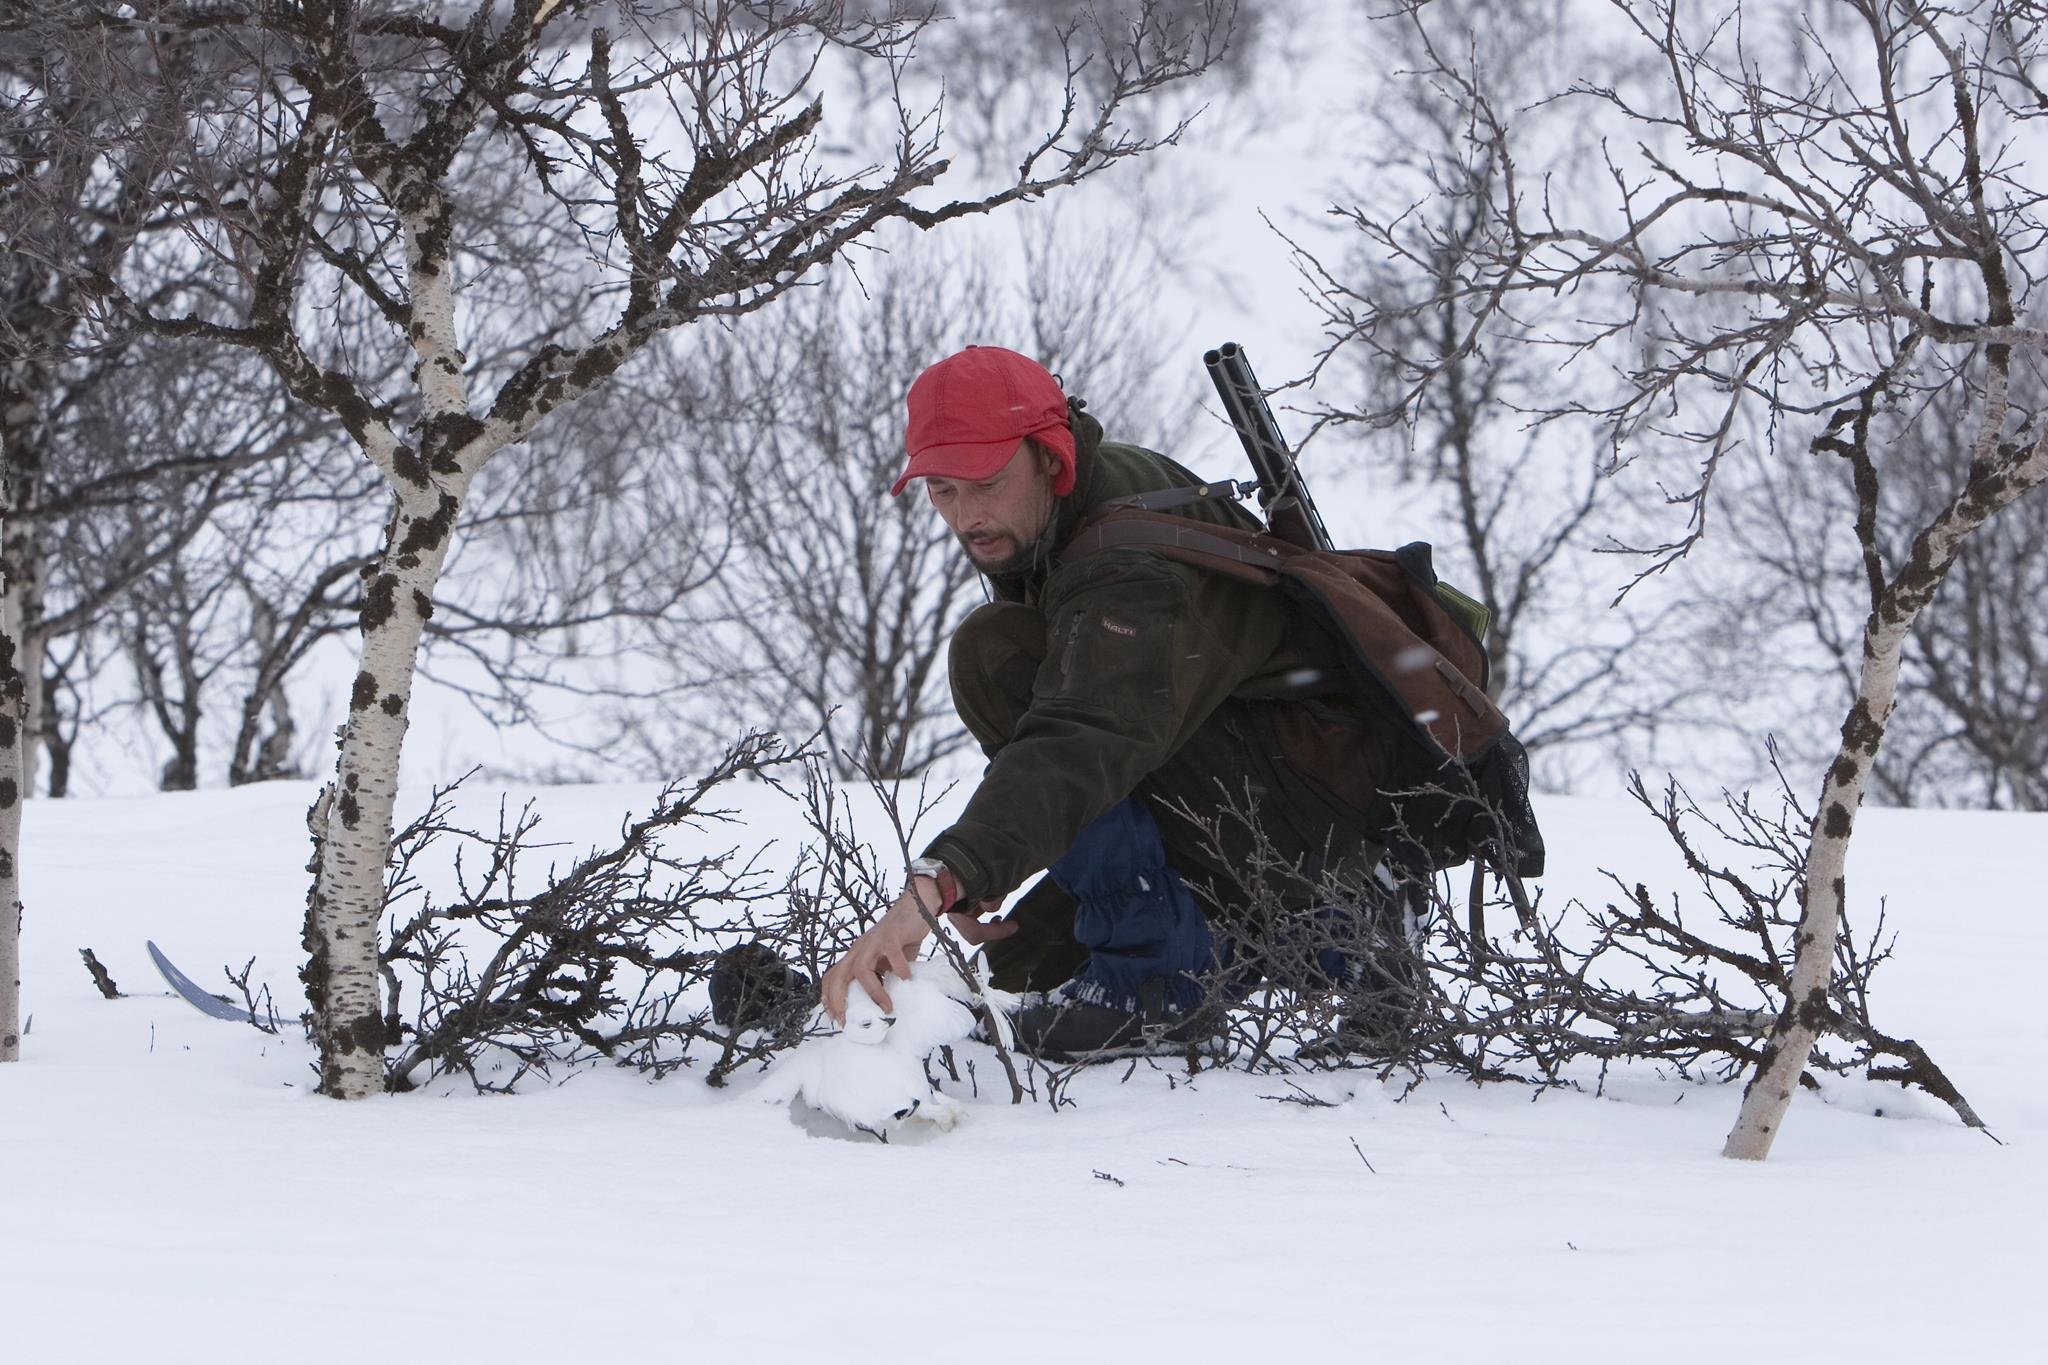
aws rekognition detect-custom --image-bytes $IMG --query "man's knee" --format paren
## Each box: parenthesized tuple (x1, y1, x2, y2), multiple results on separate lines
(949, 601, 1047, 751)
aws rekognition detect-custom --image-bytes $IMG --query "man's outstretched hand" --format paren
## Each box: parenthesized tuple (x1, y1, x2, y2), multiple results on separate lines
(819, 878, 1018, 1024)
(821, 890, 929, 1024)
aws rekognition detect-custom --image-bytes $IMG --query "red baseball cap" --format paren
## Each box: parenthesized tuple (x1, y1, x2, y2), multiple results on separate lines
(891, 346, 1077, 497)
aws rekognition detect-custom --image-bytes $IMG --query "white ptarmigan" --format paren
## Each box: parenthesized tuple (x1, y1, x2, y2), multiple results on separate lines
(755, 959, 1016, 1141)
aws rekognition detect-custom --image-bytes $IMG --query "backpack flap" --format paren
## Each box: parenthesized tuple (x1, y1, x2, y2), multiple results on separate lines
(1278, 551, 1506, 762)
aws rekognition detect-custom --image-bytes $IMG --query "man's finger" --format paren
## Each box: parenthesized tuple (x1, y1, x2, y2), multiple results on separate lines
(883, 942, 915, 989)
(821, 964, 847, 1025)
(946, 912, 1019, 946)
(859, 962, 894, 1014)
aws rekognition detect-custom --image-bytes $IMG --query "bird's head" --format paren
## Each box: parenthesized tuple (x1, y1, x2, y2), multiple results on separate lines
(839, 986, 897, 1047)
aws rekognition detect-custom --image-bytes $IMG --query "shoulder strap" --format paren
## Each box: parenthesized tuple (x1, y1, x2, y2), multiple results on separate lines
(1098, 481, 1257, 515)
(1065, 507, 1292, 584)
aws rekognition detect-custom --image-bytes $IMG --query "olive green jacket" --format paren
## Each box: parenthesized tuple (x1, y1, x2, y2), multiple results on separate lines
(923, 406, 1382, 909)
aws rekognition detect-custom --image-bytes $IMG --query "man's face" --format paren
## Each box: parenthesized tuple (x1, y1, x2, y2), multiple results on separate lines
(924, 441, 1060, 574)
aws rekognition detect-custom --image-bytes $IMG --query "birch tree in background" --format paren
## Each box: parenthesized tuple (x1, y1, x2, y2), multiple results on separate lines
(84, 0, 1231, 1098)
(1, 3, 223, 1056)
(0, 521, 18, 1062)
(1292, 0, 1708, 778)
(669, 259, 984, 779)
(1345, 0, 2048, 1158)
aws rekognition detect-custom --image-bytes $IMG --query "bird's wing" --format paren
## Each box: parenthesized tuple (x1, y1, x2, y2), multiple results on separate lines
(749, 1045, 817, 1106)
(883, 992, 978, 1058)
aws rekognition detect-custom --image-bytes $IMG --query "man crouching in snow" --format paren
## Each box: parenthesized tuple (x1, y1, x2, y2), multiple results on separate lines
(807, 345, 1411, 1062)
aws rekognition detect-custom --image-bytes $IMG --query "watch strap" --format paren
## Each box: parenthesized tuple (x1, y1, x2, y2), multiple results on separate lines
(908, 857, 959, 913)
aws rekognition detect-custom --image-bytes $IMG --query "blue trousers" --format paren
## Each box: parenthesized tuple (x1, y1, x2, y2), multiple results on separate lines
(1048, 798, 1217, 1013)
(1049, 796, 1395, 1014)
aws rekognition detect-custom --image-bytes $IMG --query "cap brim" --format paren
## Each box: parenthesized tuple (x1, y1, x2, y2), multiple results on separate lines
(889, 436, 1027, 497)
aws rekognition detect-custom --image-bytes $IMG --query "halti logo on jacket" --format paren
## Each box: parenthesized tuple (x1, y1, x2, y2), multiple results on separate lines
(1100, 616, 1137, 638)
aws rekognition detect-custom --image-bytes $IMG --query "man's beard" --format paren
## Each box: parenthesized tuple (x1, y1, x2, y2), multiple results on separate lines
(959, 526, 1052, 581)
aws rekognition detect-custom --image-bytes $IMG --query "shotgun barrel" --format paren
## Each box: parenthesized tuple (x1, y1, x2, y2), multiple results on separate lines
(1203, 342, 1335, 552)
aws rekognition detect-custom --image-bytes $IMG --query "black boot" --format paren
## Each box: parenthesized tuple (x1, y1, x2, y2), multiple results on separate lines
(1011, 978, 1225, 1063)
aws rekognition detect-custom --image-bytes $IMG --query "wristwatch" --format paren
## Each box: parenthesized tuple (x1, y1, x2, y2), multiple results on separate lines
(908, 856, 959, 912)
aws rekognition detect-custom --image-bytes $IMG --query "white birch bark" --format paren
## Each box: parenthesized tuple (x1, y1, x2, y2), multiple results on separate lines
(302, 484, 466, 1096)
(1, 368, 31, 1061)
(0, 630, 17, 1065)
(1724, 386, 2048, 1159)
(303, 203, 485, 1098)
(0, 524, 43, 798)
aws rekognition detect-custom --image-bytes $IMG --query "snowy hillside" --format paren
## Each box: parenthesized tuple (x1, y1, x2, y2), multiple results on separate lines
(4, 780, 2039, 1364)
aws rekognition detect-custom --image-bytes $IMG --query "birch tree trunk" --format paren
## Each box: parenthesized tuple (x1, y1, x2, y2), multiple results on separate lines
(0, 522, 45, 798)
(301, 194, 479, 1097)
(1724, 386, 2048, 1159)
(0, 376, 23, 1061)
(301, 485, 466, 1096)
(0, 614, 19, 1065)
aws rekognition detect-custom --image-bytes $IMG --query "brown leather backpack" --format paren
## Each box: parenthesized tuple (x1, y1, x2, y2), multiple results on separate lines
(1065, 507, 1545, 884)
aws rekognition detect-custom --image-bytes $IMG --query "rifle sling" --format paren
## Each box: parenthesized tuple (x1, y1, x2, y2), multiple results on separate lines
(1066, 508, 1291, 583)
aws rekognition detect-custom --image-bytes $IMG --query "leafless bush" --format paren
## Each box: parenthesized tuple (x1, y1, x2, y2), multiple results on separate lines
(360, 727, 1026, 1098)
(290, 727, 1987, 1131)
(374, 733, 806, 1093)
(1110, 772, 1987, 1134)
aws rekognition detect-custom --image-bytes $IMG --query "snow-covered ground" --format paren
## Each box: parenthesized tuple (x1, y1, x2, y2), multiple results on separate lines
(4, 778, 2039, 1364)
